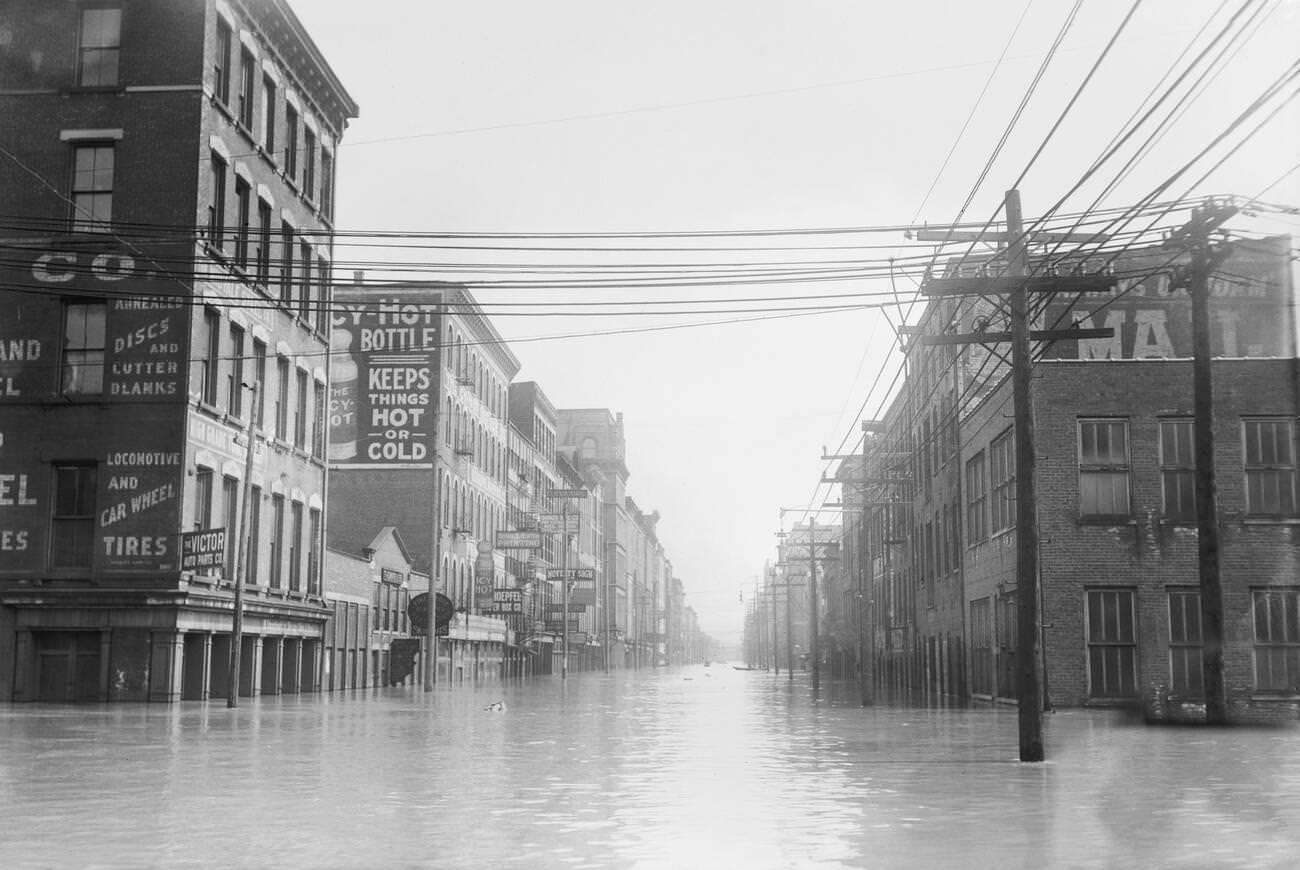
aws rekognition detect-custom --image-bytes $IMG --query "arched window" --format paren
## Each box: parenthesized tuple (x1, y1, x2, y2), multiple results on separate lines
(580, 437, 597, 459)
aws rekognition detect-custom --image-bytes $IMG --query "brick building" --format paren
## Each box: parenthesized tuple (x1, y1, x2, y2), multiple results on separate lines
(836, 232, 1299, 718)
(326, 280, 518, 683)
(322, 526, 416, 691)
(0, 0, 356, 701)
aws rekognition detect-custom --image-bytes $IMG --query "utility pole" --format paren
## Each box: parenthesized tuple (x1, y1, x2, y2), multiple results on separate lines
(919, 189, 1116, 761)
(425, 297, 443, 692)
(785, 572, 794, 680)
(764, 566, 774, 676)
(1171, 201, 1237, 724)
(228, 380, 259, 709)
(809, 518, 820, 692)
(1005, 191, 1044, 761)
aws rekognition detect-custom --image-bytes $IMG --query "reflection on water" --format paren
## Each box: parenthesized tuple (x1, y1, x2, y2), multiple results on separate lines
(1, 665, 1297, 869)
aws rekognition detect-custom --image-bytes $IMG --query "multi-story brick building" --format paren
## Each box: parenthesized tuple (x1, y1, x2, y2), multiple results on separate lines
(835, 232, 1299, 718)
(0, 0, 356, 701)
(327, 279, 518, 684)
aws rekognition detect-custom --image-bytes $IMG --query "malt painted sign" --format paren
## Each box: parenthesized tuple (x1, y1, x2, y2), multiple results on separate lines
(1039, 236, 1292, 360)
(329, 290, 442, 468)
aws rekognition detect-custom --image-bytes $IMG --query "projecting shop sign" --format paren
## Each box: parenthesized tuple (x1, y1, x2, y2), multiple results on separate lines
(180, 529, 226, 571)
(496, 530, 542, 550)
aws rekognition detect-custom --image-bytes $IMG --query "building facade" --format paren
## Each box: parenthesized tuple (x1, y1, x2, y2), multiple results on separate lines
(326, 280, 518, 684)
(829, 232, 1300, 719)
(0, 0, 356, 701)
(322, 526, 416, 691)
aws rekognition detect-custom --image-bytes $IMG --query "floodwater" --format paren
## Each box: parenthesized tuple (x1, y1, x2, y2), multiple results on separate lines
(1, 665, 1297, 869)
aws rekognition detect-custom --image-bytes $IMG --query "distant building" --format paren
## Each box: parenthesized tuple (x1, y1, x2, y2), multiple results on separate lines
(323, 526, 417, 690)
(0, 0, 356, 701)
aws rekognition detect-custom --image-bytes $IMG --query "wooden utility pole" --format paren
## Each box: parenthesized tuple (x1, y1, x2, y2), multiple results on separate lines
(228, 380, 259, 709)
(771, 568, 780, 675)
(785, 572, 794, 679)
(1176, 202, 1237, 724)
(919, 189, 1116, 761)
(1005, 190, 1044, 761)
(809, 518, 820, 692)
(425, 298, 443, 692)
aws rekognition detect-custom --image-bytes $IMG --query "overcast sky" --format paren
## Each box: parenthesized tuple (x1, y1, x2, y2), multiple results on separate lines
(292, 0, 1300, 645)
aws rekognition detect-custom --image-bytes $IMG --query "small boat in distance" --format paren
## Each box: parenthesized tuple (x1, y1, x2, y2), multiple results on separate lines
(733, 665, 758, 671)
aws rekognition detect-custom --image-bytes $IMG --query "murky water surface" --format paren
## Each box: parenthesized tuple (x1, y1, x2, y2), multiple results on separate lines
(2, 665, 1298, 869)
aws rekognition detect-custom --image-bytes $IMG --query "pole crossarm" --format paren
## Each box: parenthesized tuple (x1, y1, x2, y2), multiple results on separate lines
(913, 229, 1110, 245)
(921, 274, 1118, 296)
(916, 327, 1114, 346)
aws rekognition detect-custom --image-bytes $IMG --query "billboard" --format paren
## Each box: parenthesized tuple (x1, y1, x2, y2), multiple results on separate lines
(329, 290, 442, 468)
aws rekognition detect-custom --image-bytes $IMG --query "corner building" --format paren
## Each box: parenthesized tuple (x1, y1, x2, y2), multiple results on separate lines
(0, 0, 357, 701)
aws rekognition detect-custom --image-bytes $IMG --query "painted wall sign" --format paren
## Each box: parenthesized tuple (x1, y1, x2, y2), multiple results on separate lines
(0, 244, 189, 402)
(329, 292, 442, 468)
(0, 417, 183, 573)
(1039, 236, 1292, 360)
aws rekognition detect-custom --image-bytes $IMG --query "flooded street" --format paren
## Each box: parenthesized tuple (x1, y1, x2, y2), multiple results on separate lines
(2, 664, 1298, 869)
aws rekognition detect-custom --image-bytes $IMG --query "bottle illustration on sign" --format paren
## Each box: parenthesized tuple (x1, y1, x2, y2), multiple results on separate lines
(328, 328, 358, 460)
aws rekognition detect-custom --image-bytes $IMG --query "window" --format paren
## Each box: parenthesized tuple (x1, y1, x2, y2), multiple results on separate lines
(275, 355, 290, 440)
(280, 221, 294, 304)
(289, 501, 304, 591)
(1086, 588, 1138, 699)
(71, 144, 114, 231)
(312, 380, 326, 458)
(1253, 588, 1300, 693)
(208, 153, 227, 248)
(990, 429, 1016, 533)
(320, 148, 334, 221)
(262, 75, 277, 152)
(234, 177, 251, 269)
(62, 302, 106, 395)
(1244, 419, 1297, 517)
(269, 493, 285, 588)
(255, 199, 272, 286)
(966, 450, 987, 544)
(308, 507, 322, 593)
(193, 467, 213, 531)
(302, 127, 317, 199)
(970, 597, 993, 695)
(227, 323, 245, 417)
(315, 254, 330, 334)
(214, 17, 232, 103)
(222, 476, 239, 576)
(78, 7, 121, 87)
(284, 104, 299, 181)
(252, 339, 267, 429)
(1079, 419, 1130, 518)
(50, 464, 97, 569)
(1160, 419, 1196, 522)
(247, 485, 262, 585)
(200, 308, 221, 405)
(298, 241, 312, 320)
(1168, 589, 1203, 697)
(294, 368, 308, 448)
(237, 47, 255, 129)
